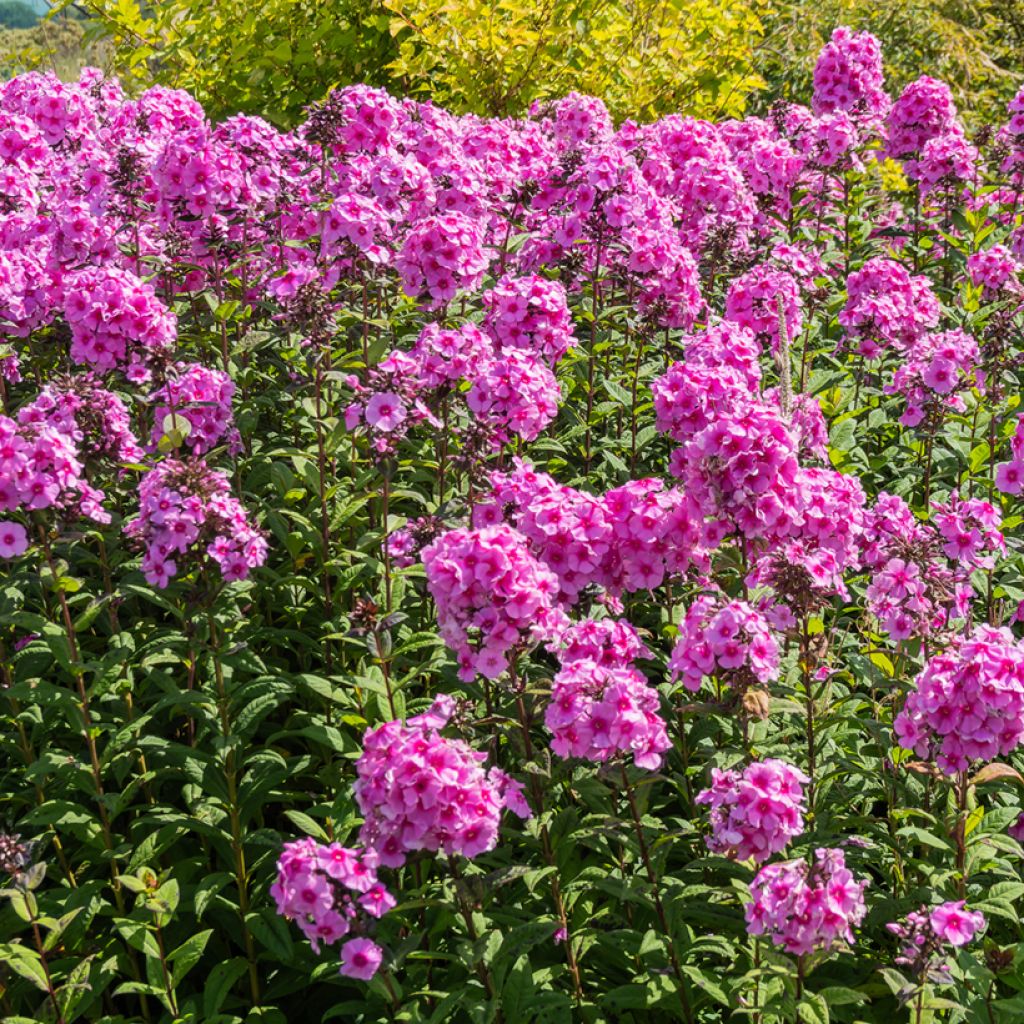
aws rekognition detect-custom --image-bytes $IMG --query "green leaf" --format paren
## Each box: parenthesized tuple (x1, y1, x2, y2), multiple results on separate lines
(170, 929, 213, 987)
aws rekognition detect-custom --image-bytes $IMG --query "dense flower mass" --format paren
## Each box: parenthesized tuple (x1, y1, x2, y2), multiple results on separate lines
(483, 273, 575, 365)
(396, 212, 490, 307)
(0, 412, 109, 537)
(17, 374, 143, 466)
(812, 27, 888, 118)
(150, 363, 238, 454)
(4, 24, 1024, 1017)
(839, 258, 940, 357)
(725, 265, 802, 353)
(352, 695, 530, 866)
(697, 759, 807, 863)
(63, 266, 176, 373)
(746, 848, 869, 955)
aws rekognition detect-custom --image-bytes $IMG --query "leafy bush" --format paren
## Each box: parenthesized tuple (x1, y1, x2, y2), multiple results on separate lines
(59, 0, 766, 123)
(384, 0, 766, 119)
(52, 0, 398, 124)
(6, 27, 1024, 1024)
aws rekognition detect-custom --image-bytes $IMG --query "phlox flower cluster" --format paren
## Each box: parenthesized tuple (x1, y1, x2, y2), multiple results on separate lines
(421, 524, 567, 681)
(598, 478, 702, 595)
(0, 247, 53, 341)
(894, 625, 1024, 774)
(545, 660, 671, 770)
(812, 27, 889, 119)
(17, 375, 143, 466)
(655, 138, 757, 255)
(150, 363, 239, 455)
(739, 468, 865, 621)
(395, 212, 490, 308)
(697, 759, 808, 863)
(886, 328, 979, 427)
(475, 463, 701, 604)
(839, 258, 940, 358)
(271, 838, 392, 980)
(124, 458, 267, 587)
(409, 322, 493, 389)
(669, 595, 780, 693)
(780, 468, 866, 570)
(887, 902, 984, 981)
(482, 273, 576, 365)
(63, 266, 176, 374)
(995, 415, 1024, 495)
(352, 694, 530, 867)
(466, 349, 560, 445)
(551, 617, 650, 669)
(674, 399, 800, 543)
(725, 265, 802, 354)
(907, 128, 978, 192)
(474, 462, 612, 603)
(967, 245, 1020, 296)
(0, 413, 109, 559)
(748, 542, 850, 622)
(745, 848, 869, 956)
(886, 77, 958, 159)
(804, 111, 861, 168)
(545, 91, 614, 150)
(721, 119, 804, 216)
(861, 493, 967, 641)
(932, 493, 1003, 569)
(652, 321, 761, 441)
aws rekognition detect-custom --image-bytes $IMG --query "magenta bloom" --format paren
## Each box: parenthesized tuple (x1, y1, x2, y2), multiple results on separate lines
(697, 759, 808, 863)
(887, 901, 985, 979)
(930, 901, 985, 947)
(894, 625, 1024, 774)
(339, 938, 383, 981)
(545, 659, 671, 770)
(1010, 811, 1024, 843)
(353, 694, 531, 867)
(670, 595, 780, 693)
(811, 27, 888, 118)
(271, 838, 392, 957)
(365, 391, 407, 433)
(422, 524, 567, 681)
(0, 520, 28, 558)
(746, 848, 868, 956)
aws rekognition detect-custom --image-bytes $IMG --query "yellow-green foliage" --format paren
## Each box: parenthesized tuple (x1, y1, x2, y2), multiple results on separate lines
(385, 0, 767, 120)
(54, 0, 397, 124)
(59, 0, 766, 125)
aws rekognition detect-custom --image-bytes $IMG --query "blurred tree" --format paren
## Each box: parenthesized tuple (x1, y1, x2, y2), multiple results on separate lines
(0, 2, 39, 29)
